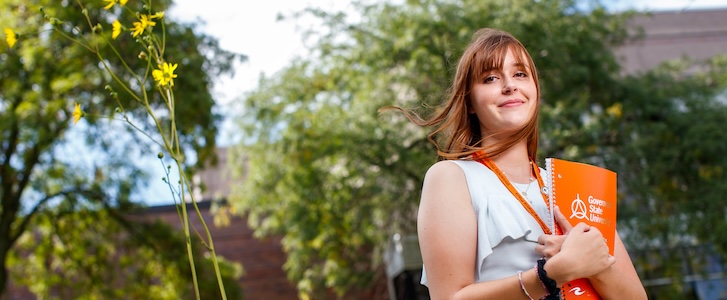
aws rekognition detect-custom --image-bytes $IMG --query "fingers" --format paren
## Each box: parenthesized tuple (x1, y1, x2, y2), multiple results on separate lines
(553, 205, 573, 233)
(537, 234, 567, 246)
(555, 224, 613, 278)
(584, 225, 602, 237)
(607, 255, 616, 267)
(535, 244, 545, 256)
(536, 234, 567, 259)
(571, 222, 590, 233)
(537, 234, 548, 245)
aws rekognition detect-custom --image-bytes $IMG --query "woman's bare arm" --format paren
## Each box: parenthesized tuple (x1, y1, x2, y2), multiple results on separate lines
(419, 161, 550, 299)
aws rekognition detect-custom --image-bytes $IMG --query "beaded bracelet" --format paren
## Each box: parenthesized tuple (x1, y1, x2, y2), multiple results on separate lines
(534, 264, 548, 294)
(536, 259, 561, 300)
(517, 271, 534, 300)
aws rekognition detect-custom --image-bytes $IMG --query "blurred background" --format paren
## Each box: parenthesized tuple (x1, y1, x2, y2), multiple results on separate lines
(2, 0, 727, 299)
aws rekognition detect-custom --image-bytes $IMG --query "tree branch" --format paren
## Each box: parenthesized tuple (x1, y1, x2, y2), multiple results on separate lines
(9, 188, 103, 245)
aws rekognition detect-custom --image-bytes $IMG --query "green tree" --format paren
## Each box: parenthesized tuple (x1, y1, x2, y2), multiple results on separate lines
(9, 206, 244, 299)
(602, 56, 727, 299)
(1, 0, 243, 297)
(230, 0, 727, 298)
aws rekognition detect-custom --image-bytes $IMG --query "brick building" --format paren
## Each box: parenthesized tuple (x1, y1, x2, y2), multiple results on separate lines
(139, 201, 299, 299)
(615, 7, 727, 74)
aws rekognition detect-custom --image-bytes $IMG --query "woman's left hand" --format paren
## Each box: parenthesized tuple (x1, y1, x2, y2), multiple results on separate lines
(535, 206, 570, 259)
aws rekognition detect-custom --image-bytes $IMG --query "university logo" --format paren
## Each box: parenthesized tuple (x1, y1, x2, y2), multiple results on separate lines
(569, 193, 589, 220)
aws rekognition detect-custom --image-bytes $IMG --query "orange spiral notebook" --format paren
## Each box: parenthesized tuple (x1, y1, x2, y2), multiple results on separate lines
(545, 158, 618, 300)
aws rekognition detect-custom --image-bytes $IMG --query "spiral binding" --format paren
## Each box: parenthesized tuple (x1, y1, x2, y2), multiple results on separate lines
(545, 158, 556, 235)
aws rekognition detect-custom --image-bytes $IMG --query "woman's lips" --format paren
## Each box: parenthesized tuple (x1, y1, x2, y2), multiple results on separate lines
(499, 99, 525, 107)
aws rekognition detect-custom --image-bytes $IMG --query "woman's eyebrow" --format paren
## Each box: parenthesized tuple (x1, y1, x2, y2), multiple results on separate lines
(482, 66, 498, 72)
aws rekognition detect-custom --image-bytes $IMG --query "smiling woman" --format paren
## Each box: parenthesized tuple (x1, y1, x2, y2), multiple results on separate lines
(382, 28, 648, 300)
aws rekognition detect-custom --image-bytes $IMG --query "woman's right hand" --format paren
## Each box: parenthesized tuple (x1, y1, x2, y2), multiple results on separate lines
(546, 222, 615, 284)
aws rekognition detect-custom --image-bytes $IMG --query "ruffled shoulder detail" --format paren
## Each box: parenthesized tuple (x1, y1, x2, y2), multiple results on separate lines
(450, 160, 542, 278)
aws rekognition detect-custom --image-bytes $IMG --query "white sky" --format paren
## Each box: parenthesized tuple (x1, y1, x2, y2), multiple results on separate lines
(168, 1, 340, 105)
(140, 0, 727, 205)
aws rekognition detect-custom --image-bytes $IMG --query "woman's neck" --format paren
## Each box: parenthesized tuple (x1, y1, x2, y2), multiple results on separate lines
(490, 142, 532, 183)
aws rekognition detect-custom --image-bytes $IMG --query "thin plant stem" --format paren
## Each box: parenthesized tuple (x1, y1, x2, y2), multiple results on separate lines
(162, 85, 202, 299)
(178, 168, 227, 300)
(44, 1, 231, 299)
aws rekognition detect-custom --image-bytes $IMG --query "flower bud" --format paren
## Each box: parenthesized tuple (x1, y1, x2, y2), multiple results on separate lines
(158, 152, 164, 159)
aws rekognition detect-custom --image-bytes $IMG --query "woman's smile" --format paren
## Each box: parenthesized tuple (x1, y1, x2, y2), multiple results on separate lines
(499, 99, 526, 108)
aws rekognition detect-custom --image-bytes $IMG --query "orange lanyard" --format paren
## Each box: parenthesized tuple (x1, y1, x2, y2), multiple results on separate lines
(473, 151, 552, 235)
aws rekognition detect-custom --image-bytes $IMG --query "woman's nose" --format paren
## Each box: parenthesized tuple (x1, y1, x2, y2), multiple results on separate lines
(502, 81, 517, 94)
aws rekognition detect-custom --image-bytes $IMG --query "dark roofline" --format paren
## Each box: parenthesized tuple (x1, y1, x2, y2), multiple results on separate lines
(136, 199, 228, 214)
(644, 6, 727, 14)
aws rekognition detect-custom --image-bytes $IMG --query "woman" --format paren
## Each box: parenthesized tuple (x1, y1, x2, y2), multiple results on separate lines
(387, 28, 646, 299)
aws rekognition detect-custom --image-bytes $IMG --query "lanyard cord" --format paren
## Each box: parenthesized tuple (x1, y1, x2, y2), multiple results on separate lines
(473, 151, 552, 235)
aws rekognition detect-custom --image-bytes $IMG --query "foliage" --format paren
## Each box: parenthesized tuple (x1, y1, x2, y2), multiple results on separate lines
(604, 56, 727, 299)
(231, 0, 727, 298)
(1, 0, 242, 298)
(9, 206, 243, 299)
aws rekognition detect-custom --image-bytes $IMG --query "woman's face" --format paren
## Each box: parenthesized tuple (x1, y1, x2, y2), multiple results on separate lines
(469, 49, 538, 137)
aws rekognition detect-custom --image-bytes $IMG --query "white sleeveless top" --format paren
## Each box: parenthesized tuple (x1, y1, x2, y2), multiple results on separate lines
(421, 160, 553, 286)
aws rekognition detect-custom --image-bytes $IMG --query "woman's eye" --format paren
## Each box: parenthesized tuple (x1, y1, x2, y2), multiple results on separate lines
(515, 71, 527, 77)
(484, 75, 497, 83)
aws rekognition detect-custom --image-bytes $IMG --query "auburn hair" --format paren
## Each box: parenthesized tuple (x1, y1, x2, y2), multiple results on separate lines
(383, 28, 541, 161)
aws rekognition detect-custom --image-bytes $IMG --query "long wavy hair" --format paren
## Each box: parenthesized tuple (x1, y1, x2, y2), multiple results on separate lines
(383, 28, 541, 161)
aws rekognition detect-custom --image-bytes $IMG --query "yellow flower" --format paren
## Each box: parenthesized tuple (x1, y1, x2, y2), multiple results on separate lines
(606, 103, 622, 118)
(152, 11, 165, 20)
(72, 103, 84, 125)
(4, 27, 16, 48)
(102, 0, 127, 10)
(131, 14, 156, 37)
(152, 62, 178, 87)
(112, 20, 122, 39)
(102, 0, 115, 10)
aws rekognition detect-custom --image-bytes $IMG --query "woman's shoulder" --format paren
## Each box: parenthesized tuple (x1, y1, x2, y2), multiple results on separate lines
(422, 160, 466, 188)
(423, 159, 491, 189)
(427, 159, 489, 177)
(424, 159, 477, 179)
(420, 160, 473, 212)
(427, 159, 460, 172)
